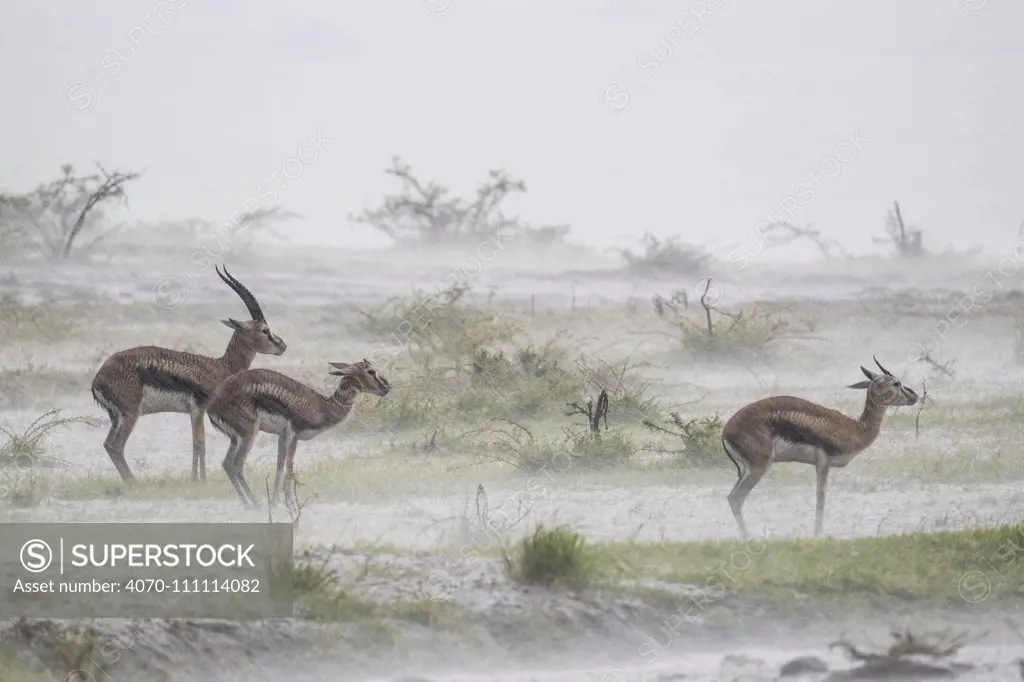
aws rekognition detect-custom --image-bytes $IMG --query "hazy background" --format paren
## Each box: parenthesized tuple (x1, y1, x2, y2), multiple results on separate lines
(2, 0, 1022, 256)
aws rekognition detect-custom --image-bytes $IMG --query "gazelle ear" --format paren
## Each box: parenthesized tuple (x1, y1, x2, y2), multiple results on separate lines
(847, 381, 872, 390)
(860, 366, 877, 381)
(328, 361, 352, 376)
(221, 318, 246, 331)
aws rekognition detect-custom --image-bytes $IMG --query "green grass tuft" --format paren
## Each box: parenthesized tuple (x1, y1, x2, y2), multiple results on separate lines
(609, 523, 1024, 606)
(503, 524, 607, 589)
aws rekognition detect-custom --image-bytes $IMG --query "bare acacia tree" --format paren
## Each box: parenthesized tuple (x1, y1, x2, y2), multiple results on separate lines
(130, 206, 301, 259)
(874, 200, 925, 258)
(351, 156, 556, 246)
(0, 163, 142, 260)
(758, 221, 847, 258)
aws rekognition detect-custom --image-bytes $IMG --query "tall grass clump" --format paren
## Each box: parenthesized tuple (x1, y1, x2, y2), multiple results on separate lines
(492, 421, 636, 473)
(291, 548, 376, 622)
(0, 409, 88, 468)
(354, 283, 514, 364)
(503, 524, 604, 589)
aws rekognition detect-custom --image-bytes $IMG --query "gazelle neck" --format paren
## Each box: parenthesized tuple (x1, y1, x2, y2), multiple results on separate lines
(221, 330, 258, 374)
(856, 390, 890, 442)
(323, 377, 361, 426)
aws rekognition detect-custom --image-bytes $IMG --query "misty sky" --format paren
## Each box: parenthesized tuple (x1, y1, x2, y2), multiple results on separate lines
(3, 1, 1021, 256)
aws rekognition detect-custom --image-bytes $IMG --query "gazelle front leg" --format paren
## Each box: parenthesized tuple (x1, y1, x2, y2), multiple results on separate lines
(271, 433, 299, 506)
(272, 435, 288, 506)
(190, 407, 207, 482)
(814, 453, 830, 537)
(283, 436, 298, 507)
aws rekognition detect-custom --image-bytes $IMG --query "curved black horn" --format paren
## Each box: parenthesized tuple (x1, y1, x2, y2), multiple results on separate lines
(216, 265, 265, 321)
(873, 355, 894, 377)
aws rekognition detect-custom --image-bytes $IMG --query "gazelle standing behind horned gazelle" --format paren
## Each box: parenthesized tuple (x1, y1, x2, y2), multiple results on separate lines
(721, 357, 918, 539)
(91, 266, 287, 483)
(207, 359, 391, 509)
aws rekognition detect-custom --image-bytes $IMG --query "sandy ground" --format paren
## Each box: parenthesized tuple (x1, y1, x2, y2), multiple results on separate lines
(2, 481, 1022, 548)
(3, 243, 1024, 681)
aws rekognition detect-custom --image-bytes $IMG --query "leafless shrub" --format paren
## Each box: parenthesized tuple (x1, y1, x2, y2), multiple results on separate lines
(831, 628, 981, 679)
(566, 389, 609, 436)
(620, 233, 710, 276)
(350, 156, 566, 247)
(642, 407, 725, 466)
(874, 200, 926, 258)
(0, 163, 143, 260)
(758, 220, 847, 258)
(652, 290, 689, 317)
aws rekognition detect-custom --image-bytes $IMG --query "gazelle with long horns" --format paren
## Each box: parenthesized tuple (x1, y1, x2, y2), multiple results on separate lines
(91, 266, 287, 483)
(721, 357, 917, 539)
(207, 359, 391, 509)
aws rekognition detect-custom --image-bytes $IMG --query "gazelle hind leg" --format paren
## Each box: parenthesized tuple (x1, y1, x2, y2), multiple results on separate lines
(104, 410, 139, 484)
(230, 431, 261, 509)
(723, 439, 767, 540)
(222, 436, 248, 506)
(95, 390, 138, 483)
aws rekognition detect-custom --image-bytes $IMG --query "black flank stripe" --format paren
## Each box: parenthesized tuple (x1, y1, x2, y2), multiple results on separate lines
(138, 368, 209, 403)
(766, 416, 841, 456)
(252, 395, 316, 432)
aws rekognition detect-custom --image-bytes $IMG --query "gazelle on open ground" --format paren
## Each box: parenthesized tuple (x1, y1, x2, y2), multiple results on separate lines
(206, 359, 391, 509)
(91, 266, 286, 484)
(721, 356, 918, 539)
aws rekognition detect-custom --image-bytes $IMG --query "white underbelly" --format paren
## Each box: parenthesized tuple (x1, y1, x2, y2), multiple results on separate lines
(140, 386, 194, 415)
(255, 410, 292, 437)
(772, 439, 819, 464)
(772, 439, 858, 468)
(828, 452, 857, 468)
(295, 427, 328, 441)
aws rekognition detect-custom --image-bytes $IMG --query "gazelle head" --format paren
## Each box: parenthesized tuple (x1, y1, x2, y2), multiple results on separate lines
(216, 265, 287, 356)
(328, 359, 391, 397)
(847, 356, 918, 407)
